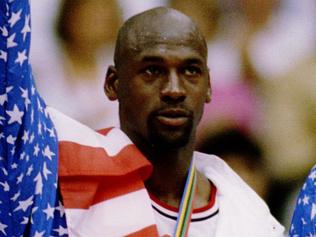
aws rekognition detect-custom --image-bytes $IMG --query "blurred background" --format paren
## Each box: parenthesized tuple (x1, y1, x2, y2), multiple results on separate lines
(30, 0, 316, 233)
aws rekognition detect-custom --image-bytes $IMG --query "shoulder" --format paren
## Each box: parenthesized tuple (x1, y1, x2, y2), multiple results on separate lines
(194, 151, 285, 236)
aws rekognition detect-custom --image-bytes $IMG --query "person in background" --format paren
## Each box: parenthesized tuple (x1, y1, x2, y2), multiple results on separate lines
(197, 127, 270, 200)
(33, 0, 122, 129)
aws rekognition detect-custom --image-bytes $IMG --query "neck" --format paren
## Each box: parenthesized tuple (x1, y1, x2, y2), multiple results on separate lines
(143, 141, 210, 208)
(123, 128, 211, 209)
(145, 145, 194, 204)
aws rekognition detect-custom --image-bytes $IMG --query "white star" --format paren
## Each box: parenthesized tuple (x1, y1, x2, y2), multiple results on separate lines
(14, 195, 33, 212)
(21, 130, 29, 144)
(55, 201, 65, 217)
(6, 104, 24, 124)
(0, 222, 7, 235)
(38, 121, 42, 135)
(8, 9, 22, 27)
(11, 163, 18, 169)
(7, 33, 17, 48)
(303, 195, 310, 205)
(29, 206, 39, 225)
(0, 132, 4, 139)
(0, 50, 7, 62)
(47, 127, 56, 137)
(16, 173, 24, 184)
(31, 85, 36, 95)
(0, 26, 8, 37)
(0, 181, 9, 191)
(0, 116, 5, 125)
(6, 135, 17, 145)
(0, 93, 7, 106)
(19, 151, 25, 160)
(21, 14, 31, 41)
(32, 206, 38, 215)
(43, 203, 55, 220)
(34, 231, 45, 237)
(34, 172, 43, 195)
(20, 87, 31, 109)
(54, 225, 68, 236)
(309, 170, 316, 180)
(0, 86, 13, 106)
(30, 109, 34, 124)
(43, 145, 55, 160)
(37, 99, 43, 113)
(311, 203, 316, 220)
(26, 165, 33, 176)
(43, 162, 52, 180)
(11, 146, 15, 155)
(44, 107, 49, 118)
(6, 86, 13, 93)
(33, 143, 40, 156)
(15, 50, 28, 66)
(1, 167, 8, 176)
(11, 191, 21, 201)
(21, 216, 29, 224)
(29, 133, 35, 143)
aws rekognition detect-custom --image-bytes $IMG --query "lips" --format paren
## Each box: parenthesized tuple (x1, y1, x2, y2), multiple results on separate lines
(155, 108, 190, 127)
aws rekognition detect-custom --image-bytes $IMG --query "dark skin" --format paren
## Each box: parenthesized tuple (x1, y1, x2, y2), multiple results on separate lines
(105, 7, 211, 209)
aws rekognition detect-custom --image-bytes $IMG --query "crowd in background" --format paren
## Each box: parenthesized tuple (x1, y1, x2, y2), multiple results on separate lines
(30, 0, 316, 233)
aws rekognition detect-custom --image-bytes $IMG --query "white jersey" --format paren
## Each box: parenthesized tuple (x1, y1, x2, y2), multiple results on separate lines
(150, 184, 219, 237)
(194, 152, 285, 237)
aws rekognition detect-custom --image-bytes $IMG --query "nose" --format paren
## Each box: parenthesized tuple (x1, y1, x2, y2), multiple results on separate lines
(160, 70, 186, 103)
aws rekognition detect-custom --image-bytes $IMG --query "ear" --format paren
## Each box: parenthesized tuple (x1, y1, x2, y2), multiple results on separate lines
(104, 65, 119, 101)
(205, 71, 212, 103)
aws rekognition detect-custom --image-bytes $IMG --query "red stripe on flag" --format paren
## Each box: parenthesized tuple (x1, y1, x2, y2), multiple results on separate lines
(124, 225, 159, 237)
(58, 141, 152, 179)
(60, 174, 146, 208)
(58, 140, 153, 208)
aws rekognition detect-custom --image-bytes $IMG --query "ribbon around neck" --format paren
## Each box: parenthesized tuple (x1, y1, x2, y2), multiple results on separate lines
(174, 162, 197, 237)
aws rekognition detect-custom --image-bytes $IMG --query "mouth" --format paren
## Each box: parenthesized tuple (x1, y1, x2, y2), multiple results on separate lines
(155, 108, 190, 127)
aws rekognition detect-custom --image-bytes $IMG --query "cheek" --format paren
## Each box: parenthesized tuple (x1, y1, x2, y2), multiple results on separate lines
(189, 90, 209, 120)
(119, 87, 152, 124)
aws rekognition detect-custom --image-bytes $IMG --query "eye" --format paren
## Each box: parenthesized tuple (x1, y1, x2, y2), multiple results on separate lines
(143, 65, 165, 76)
(182, 66, 202, 76)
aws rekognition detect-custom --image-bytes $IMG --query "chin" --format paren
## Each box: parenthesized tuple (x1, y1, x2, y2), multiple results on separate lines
(148, 127, 192, 149)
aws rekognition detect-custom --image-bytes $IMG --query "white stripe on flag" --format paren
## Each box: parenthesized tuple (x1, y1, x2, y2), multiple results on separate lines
(65, 189, 156, 237)
(47, 107, 132, 156)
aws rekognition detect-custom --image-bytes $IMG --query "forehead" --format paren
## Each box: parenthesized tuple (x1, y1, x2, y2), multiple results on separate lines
(135, 43, 206, 65)
(127, 28, 207, 63)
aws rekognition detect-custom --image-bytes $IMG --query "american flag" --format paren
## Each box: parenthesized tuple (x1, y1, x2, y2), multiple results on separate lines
(0, 0, 67, 236)
(290, 165, 316, 237)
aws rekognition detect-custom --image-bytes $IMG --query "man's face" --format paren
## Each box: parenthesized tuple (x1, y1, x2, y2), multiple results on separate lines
(107, 31, 211, 149)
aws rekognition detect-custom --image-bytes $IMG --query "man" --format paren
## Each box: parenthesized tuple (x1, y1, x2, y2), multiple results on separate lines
(101, 7, 284, 237)
(1, 1, 284, 236)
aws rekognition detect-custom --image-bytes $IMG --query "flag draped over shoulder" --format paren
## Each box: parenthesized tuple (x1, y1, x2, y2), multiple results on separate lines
(0, 0, 67, 236)
(290, 165, 316, 237)
(48, 107, 159, 236)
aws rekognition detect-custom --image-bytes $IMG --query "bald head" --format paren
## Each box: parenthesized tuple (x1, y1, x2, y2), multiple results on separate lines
(114, 7, 207, 67)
